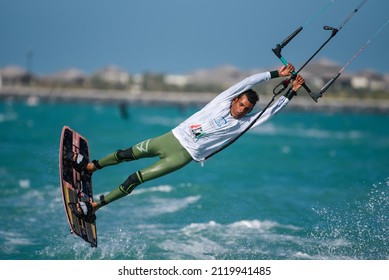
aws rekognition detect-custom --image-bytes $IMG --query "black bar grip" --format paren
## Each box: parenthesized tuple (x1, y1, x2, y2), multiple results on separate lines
(272, 44, 283, 59)
(306, 73, 341, 102)
(323, 25, 334, 30)
(308, 91, 323, 102)
(272, 26, 303, 59)
(321, 72, 341, 94)
(280, 26, 303, 48)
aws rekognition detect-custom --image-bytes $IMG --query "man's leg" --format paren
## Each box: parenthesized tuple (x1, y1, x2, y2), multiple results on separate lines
(85, 147, 137, 173)
(92, 132, 192, 211)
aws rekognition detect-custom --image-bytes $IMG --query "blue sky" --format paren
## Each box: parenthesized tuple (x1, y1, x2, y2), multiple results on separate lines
(1, 0, 388, 75)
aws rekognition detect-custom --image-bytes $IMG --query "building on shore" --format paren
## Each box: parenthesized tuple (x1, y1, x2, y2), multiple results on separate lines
(0, 65, 34, 87)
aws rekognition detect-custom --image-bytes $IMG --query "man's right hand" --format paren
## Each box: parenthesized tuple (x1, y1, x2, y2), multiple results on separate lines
(292, 74, 305, 92)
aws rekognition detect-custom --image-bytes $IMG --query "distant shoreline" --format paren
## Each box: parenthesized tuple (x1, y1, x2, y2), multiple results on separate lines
(1, 86, 389, 113)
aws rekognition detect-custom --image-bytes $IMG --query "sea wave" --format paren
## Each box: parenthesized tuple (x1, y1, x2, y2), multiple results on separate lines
(0, 112, 18, 123)
(310, 178, 389, 259)
(132, 185, 174, 195)
(155, 219, 306, 260)
(0, 230, 35, 258)
(140, 195, 201, 216)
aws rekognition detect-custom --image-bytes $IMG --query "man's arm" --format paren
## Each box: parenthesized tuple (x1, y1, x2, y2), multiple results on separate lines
(270, 63, 295, 79)
(249, 73, 305, 129)
(204, 64, 297, 108)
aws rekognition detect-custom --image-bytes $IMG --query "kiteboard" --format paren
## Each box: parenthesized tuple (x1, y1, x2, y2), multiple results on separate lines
(59, 126, 97, 247)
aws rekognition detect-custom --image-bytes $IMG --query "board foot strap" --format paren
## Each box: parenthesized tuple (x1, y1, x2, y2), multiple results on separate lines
(100, 195, 107, 206)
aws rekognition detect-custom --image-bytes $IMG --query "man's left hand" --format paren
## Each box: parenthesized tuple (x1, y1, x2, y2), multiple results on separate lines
(278, 63, 295, 77)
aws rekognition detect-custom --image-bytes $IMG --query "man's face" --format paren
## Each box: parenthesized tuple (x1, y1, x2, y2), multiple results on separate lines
(230, 95, 254, 119)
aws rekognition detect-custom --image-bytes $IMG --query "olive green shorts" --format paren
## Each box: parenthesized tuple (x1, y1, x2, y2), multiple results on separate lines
(132, 131, 193, 182)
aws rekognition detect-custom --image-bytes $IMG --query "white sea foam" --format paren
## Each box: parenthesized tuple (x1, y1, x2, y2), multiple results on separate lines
(26, 96, 39, 107)
(0, 230, 34, 245)
(133, 184, 174, 195)
(159, 237, 226, 260)
(18, 179, 31, 189)
(144, 195, 201, 216)
(0, 112, 18, 123)
(309, 179, 389, 259)
(293, 251, 312, 259)
(155, 219, 305, 259)
(183, 219, 301, 234)
(230, 219, 278, 230)
(127, 195, 201, 218)
(0, 230, 35, 255)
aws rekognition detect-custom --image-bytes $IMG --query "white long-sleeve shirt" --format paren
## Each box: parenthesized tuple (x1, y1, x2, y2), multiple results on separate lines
(172, 71, 290, 162)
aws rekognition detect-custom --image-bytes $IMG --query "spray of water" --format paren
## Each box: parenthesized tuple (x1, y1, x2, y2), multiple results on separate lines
(311, 178, 389, 259)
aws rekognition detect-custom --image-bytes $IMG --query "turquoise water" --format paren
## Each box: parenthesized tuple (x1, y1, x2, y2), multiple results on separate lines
(0, 98, 388, 260)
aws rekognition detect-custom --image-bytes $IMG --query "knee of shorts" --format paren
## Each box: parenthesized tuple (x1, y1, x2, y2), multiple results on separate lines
(116, 148, 136, 161)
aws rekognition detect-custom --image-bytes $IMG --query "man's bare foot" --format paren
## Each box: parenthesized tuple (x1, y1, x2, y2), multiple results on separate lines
(85, 162, 97, 173)
(90, 201, 100, 212)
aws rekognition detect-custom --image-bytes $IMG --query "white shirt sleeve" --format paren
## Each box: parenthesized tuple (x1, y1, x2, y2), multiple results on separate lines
(249, 95, 290, 129)
(172, 71, 288, 162)
(206, 72, 272, 106)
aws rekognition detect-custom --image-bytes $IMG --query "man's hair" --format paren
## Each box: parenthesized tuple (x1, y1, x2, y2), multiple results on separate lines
(237, 89, 259, 105)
